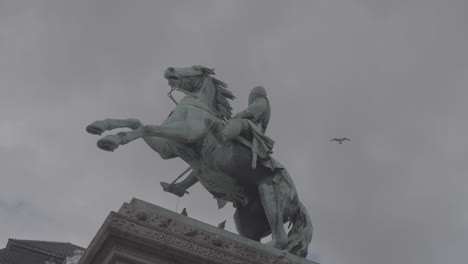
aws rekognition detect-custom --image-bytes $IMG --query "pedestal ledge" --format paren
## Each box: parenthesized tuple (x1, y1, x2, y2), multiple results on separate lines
(78, 198, 319, 264)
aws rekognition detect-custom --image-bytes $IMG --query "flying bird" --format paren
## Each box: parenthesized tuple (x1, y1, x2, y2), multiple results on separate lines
(217, 220, 226, 230)
(330, 137, 350, 144)
(181, 208, 188, 216)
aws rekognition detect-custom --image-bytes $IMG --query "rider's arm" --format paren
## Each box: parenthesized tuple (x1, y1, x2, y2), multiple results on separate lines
(232, 98, 268, 120)
(244, 98, 268, 121)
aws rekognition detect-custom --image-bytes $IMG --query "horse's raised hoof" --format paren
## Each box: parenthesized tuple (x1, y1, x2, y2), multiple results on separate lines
(128, 118, 142, 129)
(86, 121, 106, 135)
(97, 135, 121, 152)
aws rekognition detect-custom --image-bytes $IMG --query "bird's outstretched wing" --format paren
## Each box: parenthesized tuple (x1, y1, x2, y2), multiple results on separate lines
(330, 138, 339, 142)
(342, 137, 350, 141)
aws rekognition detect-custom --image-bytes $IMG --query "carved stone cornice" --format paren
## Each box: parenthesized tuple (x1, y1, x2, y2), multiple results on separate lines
(78, 198, 318, 264)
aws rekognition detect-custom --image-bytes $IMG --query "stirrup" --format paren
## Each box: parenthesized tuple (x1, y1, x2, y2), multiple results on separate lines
(204, 119, 225, 143)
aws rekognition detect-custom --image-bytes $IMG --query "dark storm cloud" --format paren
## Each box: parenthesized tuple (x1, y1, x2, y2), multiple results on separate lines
(1, 1, 467, 263)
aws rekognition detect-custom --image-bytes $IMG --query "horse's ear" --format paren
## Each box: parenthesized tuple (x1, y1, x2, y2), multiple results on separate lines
(198, 65, 215, 76)
(206, 68, 215, 75)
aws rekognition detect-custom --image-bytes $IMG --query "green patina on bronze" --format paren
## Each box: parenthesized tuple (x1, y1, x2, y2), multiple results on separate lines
(86, 65, 313, 258)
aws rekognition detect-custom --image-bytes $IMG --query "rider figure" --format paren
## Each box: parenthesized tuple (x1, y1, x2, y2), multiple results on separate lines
(216, 86, 270, 139)
(207, 86, 275, 169)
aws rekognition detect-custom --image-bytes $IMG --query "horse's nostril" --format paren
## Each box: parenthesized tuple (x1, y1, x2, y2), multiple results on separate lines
(168, 67, 174, 72)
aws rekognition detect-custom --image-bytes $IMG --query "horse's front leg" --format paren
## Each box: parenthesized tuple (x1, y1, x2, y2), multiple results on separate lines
(116, 121, 205, 144)
(142, 136, 178, 159)
(96, 128, 146, 152)
(96, 121, 204, 152)
(86, 118, 142, 135)
(141, 121, 206, 143)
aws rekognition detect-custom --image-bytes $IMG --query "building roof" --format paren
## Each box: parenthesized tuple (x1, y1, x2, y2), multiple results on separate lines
(0, 246, 51, 264)
(0, 239, 84, 264)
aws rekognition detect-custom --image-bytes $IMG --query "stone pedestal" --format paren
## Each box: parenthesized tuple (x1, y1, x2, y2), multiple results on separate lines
(78, 198, 318, 264)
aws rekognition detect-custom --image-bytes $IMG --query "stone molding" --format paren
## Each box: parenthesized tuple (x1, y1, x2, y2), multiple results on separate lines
(78, 199, 318, 264)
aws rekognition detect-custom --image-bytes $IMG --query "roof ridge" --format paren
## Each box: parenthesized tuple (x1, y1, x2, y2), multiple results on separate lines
(8, 240, 62, 258)
(9, 239, 84, 248)
(10, 239, 71, 244)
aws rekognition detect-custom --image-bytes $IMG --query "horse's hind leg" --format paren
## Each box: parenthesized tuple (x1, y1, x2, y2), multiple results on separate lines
(258, 174, 289, 250)
(234, 199, 271, 242)
(86, 118, 142, 135)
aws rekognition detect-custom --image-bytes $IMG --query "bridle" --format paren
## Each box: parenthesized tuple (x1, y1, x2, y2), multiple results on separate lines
(166, 77, 227, 123)
(167, 80, 180, 105)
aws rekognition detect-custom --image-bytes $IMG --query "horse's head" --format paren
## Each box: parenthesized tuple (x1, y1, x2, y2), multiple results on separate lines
(164, 65, 235, 120)
(164, 65, 214, 93)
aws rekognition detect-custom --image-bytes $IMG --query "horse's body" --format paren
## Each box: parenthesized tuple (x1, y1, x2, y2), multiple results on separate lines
(86, 66, 312, 257)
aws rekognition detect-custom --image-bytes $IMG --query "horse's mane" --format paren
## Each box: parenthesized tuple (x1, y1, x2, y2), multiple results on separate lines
(211, 77, 236, 120)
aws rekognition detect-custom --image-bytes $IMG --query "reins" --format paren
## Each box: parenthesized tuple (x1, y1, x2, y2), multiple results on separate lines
(167, 78, 227, 123)
(167, 80, 180, 105)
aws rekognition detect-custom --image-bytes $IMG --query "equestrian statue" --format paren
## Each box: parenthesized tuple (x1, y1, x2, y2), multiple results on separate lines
(85, 66, 313, 258)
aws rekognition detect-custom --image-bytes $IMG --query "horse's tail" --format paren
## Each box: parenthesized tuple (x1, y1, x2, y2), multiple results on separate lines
(287, 201, 313, 258)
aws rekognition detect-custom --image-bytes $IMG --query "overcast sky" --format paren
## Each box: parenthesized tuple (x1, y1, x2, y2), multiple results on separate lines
(1, 1, 468, 263)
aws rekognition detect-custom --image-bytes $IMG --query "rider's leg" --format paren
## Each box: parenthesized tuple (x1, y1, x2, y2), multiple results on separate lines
(221, 119, 248, 141)
(161, 170, 199, 197)
(206, 119, 248, 143)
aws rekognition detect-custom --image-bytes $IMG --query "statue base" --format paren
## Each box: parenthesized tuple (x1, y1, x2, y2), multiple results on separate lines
(78, 198, 318, 264)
